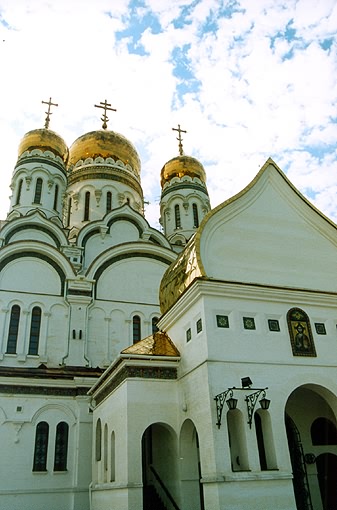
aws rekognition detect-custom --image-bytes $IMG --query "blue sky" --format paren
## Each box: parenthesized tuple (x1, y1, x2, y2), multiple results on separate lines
(0, 0, 337, 227)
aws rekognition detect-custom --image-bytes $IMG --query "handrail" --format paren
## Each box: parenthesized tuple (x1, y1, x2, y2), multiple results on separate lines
(149, 465, 181, 510)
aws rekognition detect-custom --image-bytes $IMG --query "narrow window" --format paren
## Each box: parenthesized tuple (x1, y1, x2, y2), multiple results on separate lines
(6, 305, 20, 354)
(152, 317, 159, 334)
(33, 177, 43, 204)
(175, 204, 181, 229)
(106, 191, 112, 213)
(255, 413, 267, 470)
(33, 421, 49, 471)
(133, 315, 141, 343)
(66, 197, 72, 227)
(16, 179, 23, 205)
(54, 422, 69, 471)
(96, 419, 102, 461)
(53, 184, 59, 211)
(104, 424, 108, 482)
(193, 203, 199, 228)
(28, 307, 41, 355)
(84, 191, 90, 221)
(110, 431, 115, 482)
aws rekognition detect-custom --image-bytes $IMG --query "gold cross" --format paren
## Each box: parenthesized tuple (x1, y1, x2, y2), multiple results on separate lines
(42, 97, 58, 129)
(172, 124, 187, 156)
(94, 99, 117, 130)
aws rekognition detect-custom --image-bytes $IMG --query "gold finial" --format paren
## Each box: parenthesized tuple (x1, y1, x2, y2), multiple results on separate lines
(172, 124, 187, 156)
(41, 97, 58, 129)
(94, 99, 116, 130)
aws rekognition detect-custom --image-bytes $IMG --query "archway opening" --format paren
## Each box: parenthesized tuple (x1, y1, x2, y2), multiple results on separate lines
(179, 419, 204, 510)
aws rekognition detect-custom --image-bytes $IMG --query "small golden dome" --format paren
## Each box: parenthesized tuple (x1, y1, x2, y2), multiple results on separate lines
(18, 128, 69, 163)
(160, 155, 206, 188)
(68, 130, 141, 175)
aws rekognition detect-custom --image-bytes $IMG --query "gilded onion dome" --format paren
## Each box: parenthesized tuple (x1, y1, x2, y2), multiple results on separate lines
(160, 155, 207, 188)
(17, 128, 69, 164)
(67, 130, 141, 176)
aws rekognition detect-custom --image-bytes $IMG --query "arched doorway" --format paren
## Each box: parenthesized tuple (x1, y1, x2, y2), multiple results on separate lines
(179, 419, 204, 510)
(142, 423, 180, 510)
(285, 384, 337, 510)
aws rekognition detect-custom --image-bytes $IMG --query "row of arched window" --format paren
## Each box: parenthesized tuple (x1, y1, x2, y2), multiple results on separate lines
(133, 316, 159, 344)
(174, 203, 199, 230)
(67, 191, 126, 226)
(15, 178, 60, 210)
(95, 419, 115, 483)
(33, 421, 69, 472)
(6, 305, 41, 355)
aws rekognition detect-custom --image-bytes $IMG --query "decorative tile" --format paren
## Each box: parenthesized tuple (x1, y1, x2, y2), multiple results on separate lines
(243, 317, 255, 330)
(216, 315, 229, 328)
(268, 319, 280, 332)
(315, 323, 326, 335)
(196, 318, 202, 334)
(186, 328, 191, 342)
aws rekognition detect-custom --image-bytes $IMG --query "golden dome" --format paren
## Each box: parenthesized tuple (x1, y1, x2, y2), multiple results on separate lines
(17, 128, 69, 163)
(68, 130, 141, 175)
(160, 155, 206, 188)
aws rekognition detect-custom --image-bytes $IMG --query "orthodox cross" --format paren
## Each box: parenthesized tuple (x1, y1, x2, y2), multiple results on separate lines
(94, 99, 116, 130)
(41, 97, 58, 129)
(172, 124, 187, 156)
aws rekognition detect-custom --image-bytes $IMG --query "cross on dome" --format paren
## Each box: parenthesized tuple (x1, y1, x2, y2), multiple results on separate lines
(172, 124, 187, 156)
(94, 99, 117, 130)
(41, 97, 58, 129)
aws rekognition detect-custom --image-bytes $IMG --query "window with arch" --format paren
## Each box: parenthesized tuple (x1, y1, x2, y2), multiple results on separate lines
(66, 197, 72, 227)
(227, 409, 249, 471)
(84, 191, 90, 221)
(254, 410, 277, 470)
(192, 203, 199, 228)
(54, 422, 69, 471)
(104, 424, 108, 482)
(152, 317, 159, 334)
(6, 304, 21, 354)
(28, 307, 41, 355)
(106, 191, 112, 213)
(311, 417, 337, 445)
(96, 419, 102, 461)
(16, 179, 23, 205)
(53, 184, 59, 211)
(175, 204, 181, 229)
(33, 421, 49, 471)
(133, 315, 141, 343)
(33, 177, 43, 204)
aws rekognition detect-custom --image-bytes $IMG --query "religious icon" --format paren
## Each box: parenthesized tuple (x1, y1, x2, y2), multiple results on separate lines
(287, 308, 316, 357)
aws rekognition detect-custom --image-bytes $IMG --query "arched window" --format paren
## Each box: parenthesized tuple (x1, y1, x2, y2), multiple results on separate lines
(33, 177, 43, 204)
(54, 422, 69, 471)
(255, 410, 277, 470)
(192, 203, 199, 228)
(16, 179, 23, 205)
(53, 184, 59, 211)
(152, 317, 159, 334)
(84, 191, 90, 221)
(255, 413, 267, 470)
(28, 307, 41, 355)
(33, 421, 49, 471)
(227, 409, 249, 471)
(66, 197, 72, 227)
(311, 418, 337, 445)
(110, 431, 115, 482)
(175, 204, 181, 229)
(133, 315, 141, 343)
(104, 424, 108, 482)
(6, 305, 20, 354)
(106, 191, 112, 213)
(96, 419, 102, 461)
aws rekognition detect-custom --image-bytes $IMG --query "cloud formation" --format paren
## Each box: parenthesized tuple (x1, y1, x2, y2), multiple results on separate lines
(0, 0, 337, 228)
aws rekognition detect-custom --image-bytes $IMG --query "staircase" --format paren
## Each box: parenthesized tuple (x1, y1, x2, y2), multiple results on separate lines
(143, 484, 168, 510)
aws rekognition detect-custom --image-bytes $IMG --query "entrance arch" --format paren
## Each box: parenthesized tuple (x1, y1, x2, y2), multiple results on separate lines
(142, 423, 180, 510)
(285, 384, 337, 510)
(179, 419, 204, 510)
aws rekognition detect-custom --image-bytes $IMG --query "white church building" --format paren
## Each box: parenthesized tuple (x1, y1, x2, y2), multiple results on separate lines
(0, 100, 336, 510)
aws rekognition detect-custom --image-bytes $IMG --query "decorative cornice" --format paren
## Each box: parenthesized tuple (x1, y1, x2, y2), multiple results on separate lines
(161, 180, 209, 200)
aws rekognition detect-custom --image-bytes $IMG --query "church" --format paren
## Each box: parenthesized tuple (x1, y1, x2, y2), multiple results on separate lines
(0, 99, 336, 510)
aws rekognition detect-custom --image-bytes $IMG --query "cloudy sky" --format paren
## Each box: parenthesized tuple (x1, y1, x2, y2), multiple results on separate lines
(0, 0, 337, 228)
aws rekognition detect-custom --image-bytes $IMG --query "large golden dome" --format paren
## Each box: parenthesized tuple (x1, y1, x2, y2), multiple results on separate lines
(68, 130, 141, 175)
(160, 155, 206, 188)
(18, 128, 69, 163)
